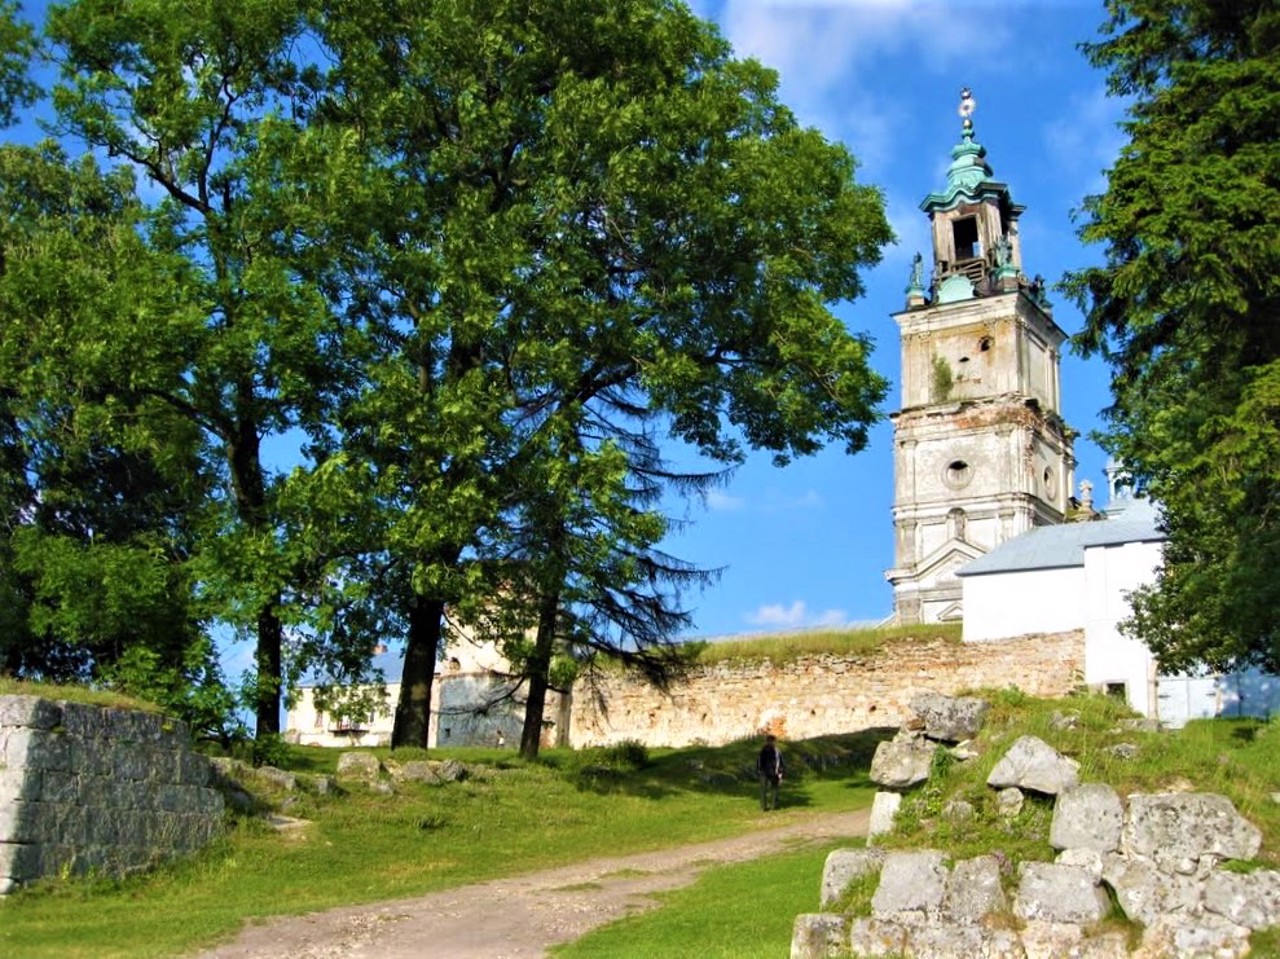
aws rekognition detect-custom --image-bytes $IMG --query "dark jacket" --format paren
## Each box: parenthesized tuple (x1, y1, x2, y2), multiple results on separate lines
(756, 742, 784, 780)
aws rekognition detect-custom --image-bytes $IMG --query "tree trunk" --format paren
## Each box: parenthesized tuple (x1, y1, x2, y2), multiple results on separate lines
(519, 587, 560, 760)
(253, 601, 284, 736)
(392, 594, 444, 749)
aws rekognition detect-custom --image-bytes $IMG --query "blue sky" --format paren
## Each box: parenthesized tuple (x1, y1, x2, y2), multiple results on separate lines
(13, 1, 1128, 650)
(669, 0, 1127, 638)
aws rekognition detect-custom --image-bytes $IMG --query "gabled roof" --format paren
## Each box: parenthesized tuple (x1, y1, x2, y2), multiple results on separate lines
(957, 498, 1165, 577)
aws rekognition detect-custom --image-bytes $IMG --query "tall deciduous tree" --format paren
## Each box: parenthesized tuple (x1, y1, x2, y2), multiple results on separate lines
(310, 0, 891, 749)
(1067, 0, 1280, 672)
(43, 0, 359, 736)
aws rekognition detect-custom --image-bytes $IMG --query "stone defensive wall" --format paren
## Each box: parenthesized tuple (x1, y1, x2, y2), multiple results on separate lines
(567, 631, 1083, 748)
(0, 695, 224, 895)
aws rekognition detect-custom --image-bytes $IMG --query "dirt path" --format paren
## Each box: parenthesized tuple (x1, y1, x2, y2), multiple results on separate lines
(193, 807, 869, 959)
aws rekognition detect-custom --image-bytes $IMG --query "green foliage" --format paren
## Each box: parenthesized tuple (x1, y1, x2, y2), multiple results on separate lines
(0, 0, 36, 126)
(1065, 0, 1280, 672)
(931, 354, 954, 402)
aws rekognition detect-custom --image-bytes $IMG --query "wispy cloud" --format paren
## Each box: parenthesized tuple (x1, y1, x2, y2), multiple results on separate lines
(745, 600, 847, 628)
(705, 488, 747, 511)
(1042, 85, 1129, 200)
(763, 488, 825, 512)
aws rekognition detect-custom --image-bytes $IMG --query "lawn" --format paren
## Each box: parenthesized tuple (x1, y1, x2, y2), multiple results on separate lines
(0, 731, 883, 958)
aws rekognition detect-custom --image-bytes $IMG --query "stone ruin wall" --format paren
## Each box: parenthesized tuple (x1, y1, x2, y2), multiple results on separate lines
(0, 695, 224, 895)
(568, 631, 1083, 748)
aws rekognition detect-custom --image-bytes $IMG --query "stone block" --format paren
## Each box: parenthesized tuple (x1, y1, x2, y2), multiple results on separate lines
(867, 791, 901, 843)
(1203, 869, 1280, 930)
(10, 727, 72, 774)
(996, 786, 1024, 818)
(112, 744, 153, 782)
(909, 692, 990, 742)
(0, 696, 61, 730)
(1101, 853, 1204, 926)
(905, 921, 1024, 958)
(0, 762, 42, 802)
(1015, 861, 1109, 924)
(986, 735, 1079, 795)
(819, 847, 883, 909)
(1050, 782, 1124, 852)
(1020, 920, 1129, 959)
(1139, 913, 1251, 959)
(789, 913, 849, 959)
(335, 751, 381, 782)
(388, 760, 440, 784)
(1056, 847, 1104, 881)
(848, 918, 912, 958)
(871, 849, 948, 918)
(869, 735, 936, 789)
(944, 855, 1006, 923)
(1121, 793, 1262, 864)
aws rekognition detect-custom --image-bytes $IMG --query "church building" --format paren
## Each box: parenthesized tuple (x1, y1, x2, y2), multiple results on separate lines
(885, 89, 1077, 625)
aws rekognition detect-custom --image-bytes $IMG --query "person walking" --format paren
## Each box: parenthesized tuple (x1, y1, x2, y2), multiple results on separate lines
(756, 734, 784, 811)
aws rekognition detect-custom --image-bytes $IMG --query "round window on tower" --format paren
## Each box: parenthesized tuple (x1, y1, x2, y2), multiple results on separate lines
(1042, 466, 1058, 498)
(943, 459, 972, 489)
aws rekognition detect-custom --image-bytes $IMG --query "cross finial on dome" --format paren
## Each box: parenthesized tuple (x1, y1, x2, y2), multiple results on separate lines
(958, 86, 977, 136)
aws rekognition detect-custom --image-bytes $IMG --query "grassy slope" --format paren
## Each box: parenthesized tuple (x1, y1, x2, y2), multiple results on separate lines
(0, 731, 883, 959)
(560, 690, 1280, 958)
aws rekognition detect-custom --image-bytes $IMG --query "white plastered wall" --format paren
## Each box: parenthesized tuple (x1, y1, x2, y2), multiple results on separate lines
(1083, 539, 1164, 717)
(961, 565, 1082, 642)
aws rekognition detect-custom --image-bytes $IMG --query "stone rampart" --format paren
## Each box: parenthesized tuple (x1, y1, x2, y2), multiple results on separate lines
(0, 695, 224, 895)
(569, 631, 1082, 748)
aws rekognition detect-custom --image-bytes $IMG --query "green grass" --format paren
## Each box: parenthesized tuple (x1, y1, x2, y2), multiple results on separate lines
(558, 691, 1280, 958)
(551, 840, 850, 959)
(0, 730, 883, 959)
(0, 676, 159, 712)
(691, 623, 961, 665)
(4, 686, 1277, 958)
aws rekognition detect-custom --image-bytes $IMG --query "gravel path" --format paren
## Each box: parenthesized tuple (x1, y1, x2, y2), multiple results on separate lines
(192, 807, 869, 959)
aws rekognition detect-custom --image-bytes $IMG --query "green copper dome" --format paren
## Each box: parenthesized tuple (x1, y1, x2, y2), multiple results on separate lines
(920, 118, 1004, 213)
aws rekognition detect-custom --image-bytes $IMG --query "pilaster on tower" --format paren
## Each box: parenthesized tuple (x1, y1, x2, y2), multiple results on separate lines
(885, 89, 1077, 626)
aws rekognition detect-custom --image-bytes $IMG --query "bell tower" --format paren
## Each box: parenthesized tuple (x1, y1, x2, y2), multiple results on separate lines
(885, 89, 1076, 625)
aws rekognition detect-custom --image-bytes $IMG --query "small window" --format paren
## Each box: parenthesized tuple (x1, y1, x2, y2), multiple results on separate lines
(1105, 682, 1127, 700)
(944, 460, 972, 489)
(953, 217, 979, 260)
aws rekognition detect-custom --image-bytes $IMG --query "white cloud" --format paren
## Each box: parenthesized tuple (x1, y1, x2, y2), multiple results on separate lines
(705, 488, 747, 511)
(763, 488, 825, 511)
(1042, 85, 1129, 199)
(745, 600, 848, 628)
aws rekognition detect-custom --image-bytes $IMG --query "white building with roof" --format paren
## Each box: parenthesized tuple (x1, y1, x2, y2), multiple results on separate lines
(957, 475, 1280, 725)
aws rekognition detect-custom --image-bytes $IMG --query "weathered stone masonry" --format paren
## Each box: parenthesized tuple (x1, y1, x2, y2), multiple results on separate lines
(0, 695, 224, 895)
(569, 631, 1082, 748)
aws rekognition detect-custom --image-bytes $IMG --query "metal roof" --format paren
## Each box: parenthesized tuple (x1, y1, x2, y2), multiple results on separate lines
(957, 497, 1165, 577)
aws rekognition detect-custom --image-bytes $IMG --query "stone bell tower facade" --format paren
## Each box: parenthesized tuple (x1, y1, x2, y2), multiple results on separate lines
(886, 90, 1076, 624)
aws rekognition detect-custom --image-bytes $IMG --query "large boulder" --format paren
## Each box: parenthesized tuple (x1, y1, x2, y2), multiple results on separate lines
(944, 855, 1006, 924)
(789, 913, 848, 959)
(869, 733, 937, 789)
(1101, 854, 1204, 926)
(909, 693, 990, 743)
(986, 735, 1079, 796)
(819, 847, 884, 909)
(871, 850, 948, 919)
(1121, 793, 1262, 865)
(1202, 869, 1280, 931)
(335, 751, 381, 782)
(1014, 862, 1110, 924)
(1050, 783, 1124, 852)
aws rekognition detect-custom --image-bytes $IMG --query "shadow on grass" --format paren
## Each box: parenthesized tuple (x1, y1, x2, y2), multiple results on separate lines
(562, 726, 897, 801)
